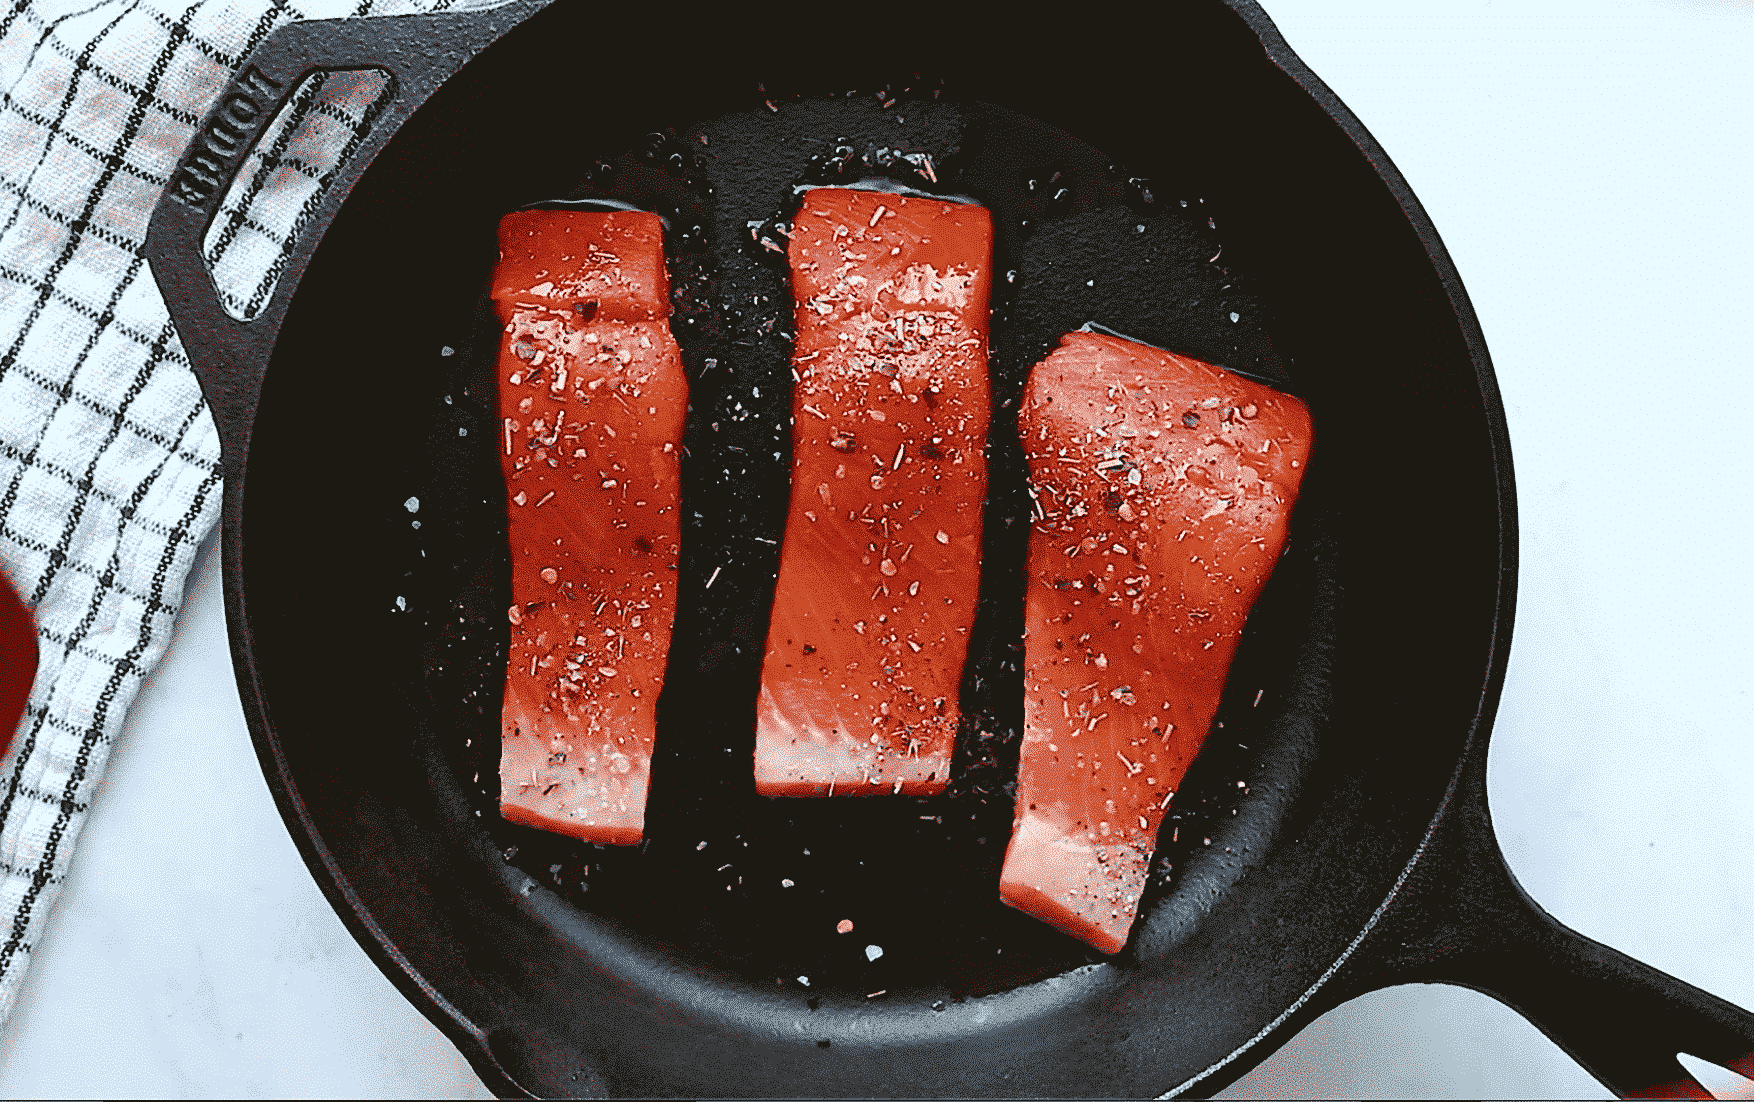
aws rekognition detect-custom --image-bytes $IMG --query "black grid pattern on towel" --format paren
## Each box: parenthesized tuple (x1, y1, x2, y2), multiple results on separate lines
(0, 0, 465, 1027)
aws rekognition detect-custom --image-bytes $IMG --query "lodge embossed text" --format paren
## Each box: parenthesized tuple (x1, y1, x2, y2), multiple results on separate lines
(167, 66, 285, 211)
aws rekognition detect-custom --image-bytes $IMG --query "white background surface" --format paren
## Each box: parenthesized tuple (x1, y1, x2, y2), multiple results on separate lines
(1, 2, 1750, 1097)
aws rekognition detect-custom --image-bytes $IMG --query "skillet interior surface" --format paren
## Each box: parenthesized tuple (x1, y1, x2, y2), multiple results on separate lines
(239, 3, 1507, 1095)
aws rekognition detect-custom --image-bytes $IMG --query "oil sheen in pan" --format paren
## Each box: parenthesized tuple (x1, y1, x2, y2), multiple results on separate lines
(417, 90, 1319, 1001)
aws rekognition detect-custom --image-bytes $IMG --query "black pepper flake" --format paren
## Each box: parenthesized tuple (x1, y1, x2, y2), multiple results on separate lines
(575, 300, 599, 322)
(803, 644, 816, 655)
(1182, 411, 1201, 427)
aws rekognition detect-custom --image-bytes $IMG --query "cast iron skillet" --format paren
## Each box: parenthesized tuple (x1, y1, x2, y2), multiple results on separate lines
(147, 1, 1754, 1097)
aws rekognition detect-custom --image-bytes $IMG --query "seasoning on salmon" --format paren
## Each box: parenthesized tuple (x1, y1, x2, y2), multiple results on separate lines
(494, 209, 686, 846)
(754, 189, 994, 797)
(1000, 329, 1312, 954)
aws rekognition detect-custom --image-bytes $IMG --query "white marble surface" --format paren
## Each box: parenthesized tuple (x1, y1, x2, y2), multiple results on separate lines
(2, 2, 1751, 1097)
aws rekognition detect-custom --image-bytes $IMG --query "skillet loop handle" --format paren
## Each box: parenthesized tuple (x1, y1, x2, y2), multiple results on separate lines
(144, 7, 562, 1099)
(145, 0, 550, 483)
(1343, 745, 1754, 1099)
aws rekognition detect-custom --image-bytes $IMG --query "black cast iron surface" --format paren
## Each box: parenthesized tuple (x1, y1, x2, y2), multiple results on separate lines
(147, 1, 1754, 1097)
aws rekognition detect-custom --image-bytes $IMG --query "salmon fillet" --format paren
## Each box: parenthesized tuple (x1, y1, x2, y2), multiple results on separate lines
(754, 188, 994, 797)
(494, 209, 686, 845)
(1000, 329, 1312, 953)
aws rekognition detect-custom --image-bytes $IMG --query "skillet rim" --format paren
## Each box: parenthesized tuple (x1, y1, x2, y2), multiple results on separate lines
(153, 0, 1518, 1095)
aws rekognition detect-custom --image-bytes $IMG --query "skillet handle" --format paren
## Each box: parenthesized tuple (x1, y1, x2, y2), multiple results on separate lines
(1336, 737, 1754, 1099)
(145, 0, 549, 485)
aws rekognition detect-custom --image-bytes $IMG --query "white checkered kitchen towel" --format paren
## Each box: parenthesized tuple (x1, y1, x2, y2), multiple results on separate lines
(0, 0, 478, 1030)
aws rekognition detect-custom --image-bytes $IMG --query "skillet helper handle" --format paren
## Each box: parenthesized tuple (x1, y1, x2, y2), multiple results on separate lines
(1341, 741, 1754, 1099)
(146, 0, 549, 485)
(145, 7, 555, 1100)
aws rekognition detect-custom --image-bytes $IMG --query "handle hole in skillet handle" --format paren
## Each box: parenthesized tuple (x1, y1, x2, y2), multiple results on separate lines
(1668, 1054, 1754, 1100)
(200, 67, 393, 321)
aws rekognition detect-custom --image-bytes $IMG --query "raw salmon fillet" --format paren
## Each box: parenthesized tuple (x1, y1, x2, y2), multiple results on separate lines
(1000, 330, 1312, 953)
(754, 189, 993, 797)
(494, 209, 685, 845)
